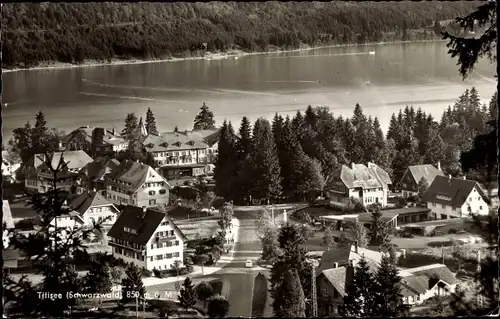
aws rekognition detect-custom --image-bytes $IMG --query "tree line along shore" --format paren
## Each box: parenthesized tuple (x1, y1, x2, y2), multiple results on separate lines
(1, 2, 479, 69)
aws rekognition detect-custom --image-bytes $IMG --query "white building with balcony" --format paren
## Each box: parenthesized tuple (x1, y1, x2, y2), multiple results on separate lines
(107, 205, 187, 270)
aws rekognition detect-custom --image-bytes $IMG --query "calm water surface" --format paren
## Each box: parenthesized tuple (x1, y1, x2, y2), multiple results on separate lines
(2, 42, 496, 140)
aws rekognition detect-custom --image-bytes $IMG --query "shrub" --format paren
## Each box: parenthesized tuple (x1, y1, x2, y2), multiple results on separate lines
(186, 265, 194, 273)
(153, 269, 161, 278)
(141, 268, 153, 277)
(448, 228, 458, 234)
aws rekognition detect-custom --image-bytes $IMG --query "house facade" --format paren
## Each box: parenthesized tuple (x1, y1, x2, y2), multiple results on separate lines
(78, 157, 120, 194)
(106, 160, 172, 208)
(400, 163, 444, 198)
(423, 175, 490, 219)
(143, 129, 220, 181)
(61, 126, 127, 157)
(325, 162, 392, 208)
(24, 151, 93, 194)
(108, 205, 187, 270)
(69, 190, 119, 228)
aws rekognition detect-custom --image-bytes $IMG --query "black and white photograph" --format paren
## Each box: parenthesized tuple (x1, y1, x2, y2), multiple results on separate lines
(1, 1, 498, 318)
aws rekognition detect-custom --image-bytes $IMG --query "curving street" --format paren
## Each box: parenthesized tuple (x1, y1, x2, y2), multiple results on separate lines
(146, 211, 273, 318)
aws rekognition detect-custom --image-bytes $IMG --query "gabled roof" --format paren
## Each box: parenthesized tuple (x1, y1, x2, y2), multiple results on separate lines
(61, 127, 93, 144)
(404, 164, 444, 186)
(2, 200, 14, 229)
(34, 151, 93, 171)
(400, 274, 429, 295)
(367, 162, 392, 186)
(405, 263, 459, 288)
(320, 267, 348, 296)
(80, 157, 120, 182)
(107, 205, 186, 245)
(107, 160, 168, 192)
(318, 244, 383, 273)
(69, 190, 115, 216)
(326, 163, 390, 190)
(422, 175, 489, 207)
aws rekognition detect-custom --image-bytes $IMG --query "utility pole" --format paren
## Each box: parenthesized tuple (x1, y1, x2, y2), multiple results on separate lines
(311, 265, 317, 317)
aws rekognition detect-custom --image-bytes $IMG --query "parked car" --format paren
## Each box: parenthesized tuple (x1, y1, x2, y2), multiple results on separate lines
(245, 260, 253, 268)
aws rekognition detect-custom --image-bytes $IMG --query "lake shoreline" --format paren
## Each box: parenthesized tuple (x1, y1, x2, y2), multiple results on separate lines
(1, 39, 446, 74)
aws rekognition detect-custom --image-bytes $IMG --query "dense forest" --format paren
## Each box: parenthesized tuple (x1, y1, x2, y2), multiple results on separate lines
(1, 2, 480, 68)
(214, 88, 498, 203)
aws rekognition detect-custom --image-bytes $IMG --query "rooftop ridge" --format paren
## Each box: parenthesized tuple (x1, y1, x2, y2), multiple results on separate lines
(406, 263, 446, 273)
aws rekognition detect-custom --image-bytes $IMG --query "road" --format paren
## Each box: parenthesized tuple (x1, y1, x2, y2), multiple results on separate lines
(146, 214, 273, 318)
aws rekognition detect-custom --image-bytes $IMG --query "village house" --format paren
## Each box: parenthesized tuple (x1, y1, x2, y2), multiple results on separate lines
(3, 201, 18, 269)
(422, 175, 490, 219)
(2, 151, 21, 181)
(325, 162, 392, 208)
(61, 126, 128, 157)
(316, 243, 459, 316)
(68, 190, 119, 229)
(78, 156, 120, 194)
(105, 160, 172, 208)
(107, 205, 187, 270)
(24, 151, 93, 194)
(143, 129, 220, 182)
(400, 163, 444, 198)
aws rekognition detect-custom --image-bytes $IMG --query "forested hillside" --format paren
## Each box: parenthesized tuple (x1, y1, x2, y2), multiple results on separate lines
(1, 1, 479, 68)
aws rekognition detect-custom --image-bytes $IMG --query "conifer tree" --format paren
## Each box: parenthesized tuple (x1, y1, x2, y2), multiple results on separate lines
(373, 254, 409, 316)
(291, 144, 324, 199)
(417, 176, 430, 201)
(4, 154, 103, 317)
(235, 116, 254, 199)
(193, 102, 216, 130)
(145, 107, 159, 135)
(84, 258, 113, 306)
(278, 116, 296, 196)
(353, 222, 368, 248)
(488, 91, 498, 121)
(121, 113, 139, 140)
(207, 294, 230, 318)
(274, 269, 306, 318)
(251, 118, 282, 201)
(369, 207, 391, 248)
(342, 257, 376, 317)
(178, 277, 197, 311)
(214, 120, 238, 200)
(121, 263, 146, 304)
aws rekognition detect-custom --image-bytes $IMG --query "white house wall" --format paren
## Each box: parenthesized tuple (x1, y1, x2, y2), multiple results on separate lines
(82, 205, 118, 227)
(145, 218, 184, 271)
(460, 186, 489, 216)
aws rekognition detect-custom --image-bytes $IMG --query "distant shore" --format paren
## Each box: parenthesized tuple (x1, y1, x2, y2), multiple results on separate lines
(2, 39, 446, 74)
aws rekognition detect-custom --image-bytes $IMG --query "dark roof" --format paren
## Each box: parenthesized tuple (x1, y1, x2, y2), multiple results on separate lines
(107, 205, 186, 245)
(107, 160, 158, 191)
(401, 274, 428, 295)
(382, 207, 431, 216)
(69, 190, 114, 216)
(405, 164, 444, 186)
(422, 175, 489, 207)
(80, 157, 120, 182)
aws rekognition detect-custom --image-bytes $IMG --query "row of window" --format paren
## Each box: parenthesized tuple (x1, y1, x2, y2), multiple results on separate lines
(112, 238, 143, 250)
(150, 240, 180, 249)
(114, 247, 145, 261)
(143, 182, 166, 188)
(365, 187, 383, 192)
(109, 186, 132, 195)
(154, 151, 197, 158)
(124, 227, 137, 234)
(364, 197, 380, 204)
(158, 230, 175, 237)
(152, 251, 180, 261)
(148, 189, 167, 196)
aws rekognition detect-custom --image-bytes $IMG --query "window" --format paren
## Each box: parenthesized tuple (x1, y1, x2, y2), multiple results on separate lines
(416, 295, 420, 301)
(479, 206, 483, 210)
(167, 241, 172, 247)
(151, 244, 155, 249)
(174, 252, 180, 257)
(149, 199, 156, 205)
(159, 189, 167, 195)
(156, 255, 163, 260)
(170, 230, 174, 236)
(175, 240, 179, 246)
(441, 204, 445, 209)
(432, 202, 436, 207)
(149, 190, 156, 196)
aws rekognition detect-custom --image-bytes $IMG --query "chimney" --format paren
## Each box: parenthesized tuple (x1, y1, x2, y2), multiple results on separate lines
(112, 128, 116, 135)
(437, 161, 441, 171)
(354, 240, 358, 254)
(333, 262, 339, 268)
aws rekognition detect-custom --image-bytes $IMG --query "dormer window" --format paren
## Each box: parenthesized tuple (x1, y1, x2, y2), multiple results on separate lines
(124, 227, 137, 234)
(188, 141, 195, 146)
(146, 143, 154, 148)
(175, 142, 182, 147)
(160, 142, 168, 148)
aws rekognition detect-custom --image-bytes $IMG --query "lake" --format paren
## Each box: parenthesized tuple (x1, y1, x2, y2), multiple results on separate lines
(2, 41, 496, 141)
